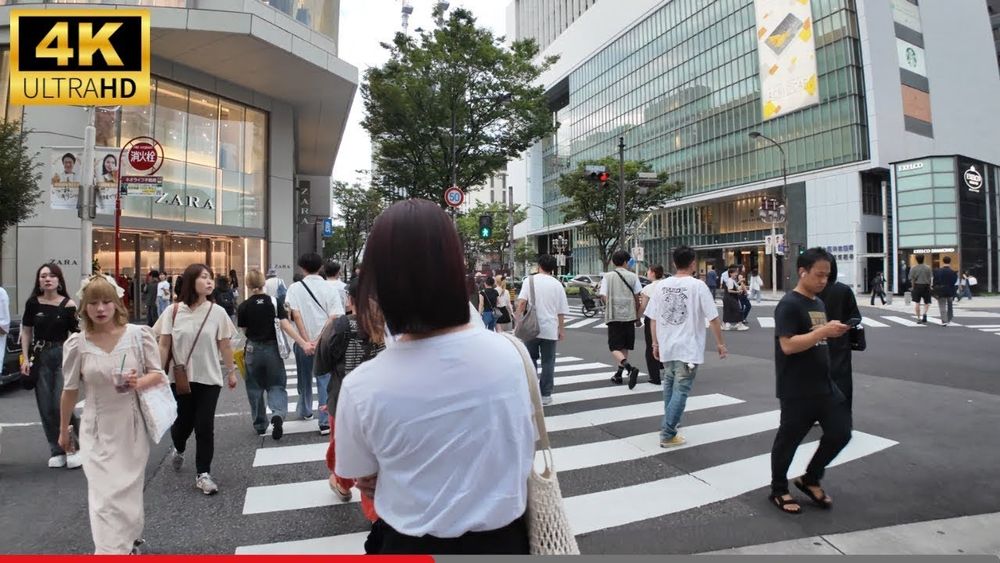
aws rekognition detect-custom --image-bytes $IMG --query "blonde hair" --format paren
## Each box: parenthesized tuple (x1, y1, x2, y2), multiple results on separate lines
(495, 274, 506, 290)
(246, 269, 265, 290)
(79, 276, 129, 331)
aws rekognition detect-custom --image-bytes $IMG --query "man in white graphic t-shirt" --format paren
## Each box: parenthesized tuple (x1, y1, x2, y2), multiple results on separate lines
(645, 245, 727, 448)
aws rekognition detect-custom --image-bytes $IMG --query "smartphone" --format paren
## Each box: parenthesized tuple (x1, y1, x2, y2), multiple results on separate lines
(846, 317, 862, 328)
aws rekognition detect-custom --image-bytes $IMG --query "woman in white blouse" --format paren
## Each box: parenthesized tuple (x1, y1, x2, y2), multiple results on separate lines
(335, 199, 536, 554)
(156, 264, 236, 495)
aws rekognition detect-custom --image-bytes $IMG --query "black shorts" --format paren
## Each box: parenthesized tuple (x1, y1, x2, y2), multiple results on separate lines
(607, 321, 636, 351)
(911, 284, 932, 304)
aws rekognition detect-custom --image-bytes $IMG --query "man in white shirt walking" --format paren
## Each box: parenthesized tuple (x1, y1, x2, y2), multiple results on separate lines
(283, 253, 345, 434)
(156, 272, 171, 315)
(516, 254, 569, 406)
(323, 260, 349, 313)
(599, 249, 644, 389)
(646, 245, 728, 448)
(263, 269, 287, 300)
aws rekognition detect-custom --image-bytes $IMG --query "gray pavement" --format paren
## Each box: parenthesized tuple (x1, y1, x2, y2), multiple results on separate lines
(1, 299, 999, 554)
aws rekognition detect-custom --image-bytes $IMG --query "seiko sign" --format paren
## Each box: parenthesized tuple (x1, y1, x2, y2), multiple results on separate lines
(964, 165, 983, 193)
(896, 161, 924, 172)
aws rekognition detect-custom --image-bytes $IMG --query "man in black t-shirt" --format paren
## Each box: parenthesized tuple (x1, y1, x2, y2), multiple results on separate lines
(769, 248, 851, 515)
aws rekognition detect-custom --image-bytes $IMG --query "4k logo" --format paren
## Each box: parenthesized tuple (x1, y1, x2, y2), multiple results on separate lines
(10, 9, 150, 105)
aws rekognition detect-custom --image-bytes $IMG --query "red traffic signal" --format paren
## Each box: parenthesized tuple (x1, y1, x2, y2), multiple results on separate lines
(597, 172, 609, 183)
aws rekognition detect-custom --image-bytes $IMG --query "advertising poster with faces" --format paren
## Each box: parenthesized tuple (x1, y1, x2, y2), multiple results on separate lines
(48, 147, 123, 213)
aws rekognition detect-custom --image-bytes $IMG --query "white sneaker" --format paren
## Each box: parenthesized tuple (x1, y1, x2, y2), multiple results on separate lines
(170, 448, 184, 472)
(66, 452, 83, 469)
(736, 323, 750, 331)
(195, 473, 219, 495)
(541, 395, 553, 406)
(48, 455, 67, 468)
(721, 323, 732, 331)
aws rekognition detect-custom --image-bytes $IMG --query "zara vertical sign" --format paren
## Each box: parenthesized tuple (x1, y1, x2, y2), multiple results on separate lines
(9, 9, 150, 105)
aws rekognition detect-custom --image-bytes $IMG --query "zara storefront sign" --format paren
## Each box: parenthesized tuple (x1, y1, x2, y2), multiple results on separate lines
(154, 193, 215, 209)
(964, 165, 983, 193)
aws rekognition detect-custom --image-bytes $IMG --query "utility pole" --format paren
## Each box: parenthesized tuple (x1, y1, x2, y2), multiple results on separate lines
(618, 136, 626, 252)
(79, 107, 96, 278)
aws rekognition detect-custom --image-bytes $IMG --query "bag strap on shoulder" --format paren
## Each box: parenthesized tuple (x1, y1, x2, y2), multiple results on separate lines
(502, 333, 550, 454)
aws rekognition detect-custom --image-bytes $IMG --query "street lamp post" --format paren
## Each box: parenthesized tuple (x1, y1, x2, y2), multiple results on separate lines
(750, 131, 788, 294)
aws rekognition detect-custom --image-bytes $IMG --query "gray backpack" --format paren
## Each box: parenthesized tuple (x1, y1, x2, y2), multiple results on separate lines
(514, 275, 541, 342)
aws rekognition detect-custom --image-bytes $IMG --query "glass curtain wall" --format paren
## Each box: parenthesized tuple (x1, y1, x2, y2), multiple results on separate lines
(96, 78, 268, 229)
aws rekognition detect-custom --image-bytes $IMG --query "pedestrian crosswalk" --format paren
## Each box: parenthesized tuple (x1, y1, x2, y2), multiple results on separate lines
(234, 354, 897, 554)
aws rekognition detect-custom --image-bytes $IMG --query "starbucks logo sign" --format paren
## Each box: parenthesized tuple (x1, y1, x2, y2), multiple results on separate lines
(964, 165, 983, 193)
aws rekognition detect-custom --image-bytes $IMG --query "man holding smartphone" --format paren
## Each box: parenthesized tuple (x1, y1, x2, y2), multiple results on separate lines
(769, 248, 852, 515)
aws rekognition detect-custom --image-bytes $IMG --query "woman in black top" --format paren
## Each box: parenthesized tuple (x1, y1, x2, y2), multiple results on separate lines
(478, 276, 500, 331)
(236, 270, 310, 439)
(19, 263, 82, 469)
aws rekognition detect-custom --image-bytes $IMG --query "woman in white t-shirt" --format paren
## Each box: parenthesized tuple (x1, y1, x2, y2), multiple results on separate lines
(639, 264, 666, 385)
(156, 264, 236, 496)
(335, 199, 535, 554)
(494, 275, 513, 333)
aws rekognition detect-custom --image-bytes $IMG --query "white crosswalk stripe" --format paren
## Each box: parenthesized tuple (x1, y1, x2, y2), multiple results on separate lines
(565, 317, 603, 329)
(235, 355, 898, 554)
(860, 317, 890, 328)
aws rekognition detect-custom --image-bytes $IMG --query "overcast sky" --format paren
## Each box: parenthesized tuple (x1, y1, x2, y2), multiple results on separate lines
(331, 0, 509, 184)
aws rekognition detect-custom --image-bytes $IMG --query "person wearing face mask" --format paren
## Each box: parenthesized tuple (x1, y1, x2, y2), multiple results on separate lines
(60, 275, 166, 554)
(155, 264, 237, 495)
(21, 263, 82, 469)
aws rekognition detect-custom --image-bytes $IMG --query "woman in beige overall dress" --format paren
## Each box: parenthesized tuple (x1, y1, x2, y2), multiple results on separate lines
(59, 275, 167, 554)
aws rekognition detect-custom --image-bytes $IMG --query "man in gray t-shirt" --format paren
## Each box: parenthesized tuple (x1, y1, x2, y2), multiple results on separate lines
(908, 254, 933, 323)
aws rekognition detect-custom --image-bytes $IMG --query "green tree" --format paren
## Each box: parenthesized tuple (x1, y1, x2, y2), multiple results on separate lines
(456, 201, 527, 273)
(325, 180, 386, 271)
(0, 120, 42, 246)
(362, 7, 558, 205)
(559, 158, 682, 271)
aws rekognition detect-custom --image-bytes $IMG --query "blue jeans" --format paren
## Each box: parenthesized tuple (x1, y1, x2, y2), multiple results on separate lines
(157, 297, 170, 315)
(244, 340, 289, 433)
(661, 360, 698, 440)
(524, 338, 557, 398)
(739, 295, 752, 321)
(482, 310, 497, 331)
(315, 372, 332, 428)
(293, 344, 315, 419)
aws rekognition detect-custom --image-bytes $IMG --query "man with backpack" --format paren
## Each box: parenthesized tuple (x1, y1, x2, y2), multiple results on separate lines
(600, 249, 643, 389)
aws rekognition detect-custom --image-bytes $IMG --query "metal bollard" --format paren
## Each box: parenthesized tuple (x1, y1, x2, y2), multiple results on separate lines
(904, 291, 911, 306)
(886, 291, 893, 305)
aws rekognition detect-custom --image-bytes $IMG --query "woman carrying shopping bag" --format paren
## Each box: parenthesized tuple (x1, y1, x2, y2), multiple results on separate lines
(59, 275, 168, 554)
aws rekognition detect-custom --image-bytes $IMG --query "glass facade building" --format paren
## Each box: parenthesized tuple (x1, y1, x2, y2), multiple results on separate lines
(538, 0, 869, 275)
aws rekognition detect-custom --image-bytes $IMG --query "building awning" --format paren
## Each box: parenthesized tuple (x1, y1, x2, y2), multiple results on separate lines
(527, 220, 586, 237)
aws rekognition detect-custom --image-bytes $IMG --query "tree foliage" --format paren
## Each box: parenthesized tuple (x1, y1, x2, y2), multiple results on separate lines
(455, 201, 527, 272)
(362, 7, 558, 205)
(559, 158, 682, 270)
(324, 180, 386, 270)
(0, 120, 42, 241)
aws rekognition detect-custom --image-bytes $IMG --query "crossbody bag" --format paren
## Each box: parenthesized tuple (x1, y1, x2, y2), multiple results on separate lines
(166, 303, 212, 395)
(609, 270, 639, 320)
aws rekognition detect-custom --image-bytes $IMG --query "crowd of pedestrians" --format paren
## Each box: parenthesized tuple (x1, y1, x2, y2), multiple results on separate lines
(1, 190, 992, 554)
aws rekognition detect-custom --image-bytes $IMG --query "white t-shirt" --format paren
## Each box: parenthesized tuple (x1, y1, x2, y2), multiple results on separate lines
(327, 278, 348, 310)
(157, 280, 170, 300)
(517, 273, 570, 341)
(383, 302, 484, 348)
(644, 275, 718, 365)
(750, 275, 763, 291)
(640, 280, 659, 319)
(154, 301, 234, 386)
(335, 327, 535, 537)
(263, 276, 286, 298)
(284, 274, 345, 341)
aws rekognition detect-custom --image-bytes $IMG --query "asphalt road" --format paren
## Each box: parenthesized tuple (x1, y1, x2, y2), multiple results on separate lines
(1, 301, 998, 554)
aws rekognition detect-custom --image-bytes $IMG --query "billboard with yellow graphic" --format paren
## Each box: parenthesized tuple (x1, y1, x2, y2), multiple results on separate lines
(754, 0, 819, 121)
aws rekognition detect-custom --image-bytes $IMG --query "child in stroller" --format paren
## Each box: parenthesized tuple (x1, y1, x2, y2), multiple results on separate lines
(579, 285, 603, 318)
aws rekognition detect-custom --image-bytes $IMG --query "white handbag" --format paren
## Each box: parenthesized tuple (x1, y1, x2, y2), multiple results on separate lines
(503, 333, 581, 555)
(133, 327, 177, 444)
(271, 296, 292, 359)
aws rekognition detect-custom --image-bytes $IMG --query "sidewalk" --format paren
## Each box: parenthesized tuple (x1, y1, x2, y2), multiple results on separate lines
(706, 512, 1000, 555)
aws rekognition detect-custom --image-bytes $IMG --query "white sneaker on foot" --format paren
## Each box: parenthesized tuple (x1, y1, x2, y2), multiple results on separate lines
(195, 473, 219, 495)
(66, 452, 83, 469)
(170, 448, 184, 472)
(541, 395, 553, 406)
(736, 322, 750, 331)
(660, 435, 687, 448)
(48, 455, 67, 468)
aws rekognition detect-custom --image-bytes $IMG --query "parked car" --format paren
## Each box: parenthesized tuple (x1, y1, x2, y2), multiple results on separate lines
(1, 318, 22, 389)
(566, 274, 603, 290)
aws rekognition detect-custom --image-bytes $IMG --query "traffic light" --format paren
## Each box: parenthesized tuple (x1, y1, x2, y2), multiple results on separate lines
(585, 165, 609, 187)
(479, 214, 493, 239)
